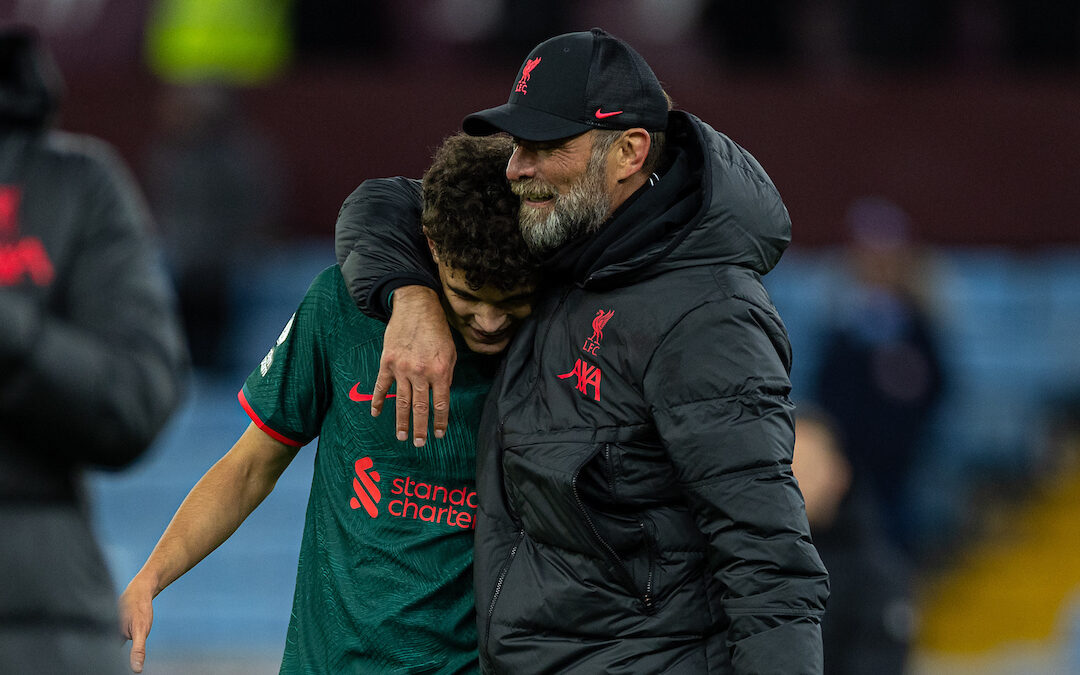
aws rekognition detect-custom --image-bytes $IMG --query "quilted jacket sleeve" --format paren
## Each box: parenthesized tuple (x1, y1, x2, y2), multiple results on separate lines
(643, 293, 829, 675)
(0, 134, 188, 468)
(334, 177, 438, 322)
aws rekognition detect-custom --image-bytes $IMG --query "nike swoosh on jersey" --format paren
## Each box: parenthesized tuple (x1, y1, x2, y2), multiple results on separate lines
(349, 382, 397, 402)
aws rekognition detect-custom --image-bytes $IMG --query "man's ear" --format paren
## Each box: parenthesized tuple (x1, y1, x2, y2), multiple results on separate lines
(426, 236, 439, 262)
(615, 129, 650, 182)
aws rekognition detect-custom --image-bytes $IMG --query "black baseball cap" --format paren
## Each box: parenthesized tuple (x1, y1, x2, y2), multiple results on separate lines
(463, 28, 668, 142)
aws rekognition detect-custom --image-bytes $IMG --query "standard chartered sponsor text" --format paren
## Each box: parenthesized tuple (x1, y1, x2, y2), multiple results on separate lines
(387, 476, 478, 529)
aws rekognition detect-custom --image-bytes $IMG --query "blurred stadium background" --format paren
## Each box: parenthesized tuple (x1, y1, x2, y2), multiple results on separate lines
(6, 0, 1079, 672)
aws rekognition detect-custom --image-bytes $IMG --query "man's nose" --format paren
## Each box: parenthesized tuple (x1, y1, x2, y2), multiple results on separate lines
(473, 306, 510, 333)
(506, 146, 536, 181)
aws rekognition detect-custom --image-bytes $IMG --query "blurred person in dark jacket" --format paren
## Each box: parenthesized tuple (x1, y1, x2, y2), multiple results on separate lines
(792, 407, 915, 675)
(143, 82, 284, 371)
(815, 196, 946, 553)
(0, 26, 188, 673)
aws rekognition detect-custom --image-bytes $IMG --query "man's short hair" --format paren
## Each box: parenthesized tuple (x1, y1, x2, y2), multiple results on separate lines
(588, 88, 672, 176)
(590, 128, 667, 177)
(422, 133, 539, 292)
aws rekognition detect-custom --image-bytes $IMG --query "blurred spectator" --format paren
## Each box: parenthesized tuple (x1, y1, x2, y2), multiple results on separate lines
(412, 0, 573, 62)
(845, 0, 957, 69)
(143, 83, 285, 370)
(1002, 0, 1080, 68)
(793, 407, 916, 675)
(702, 0, 798, 69)
(813, 196, 947, 552)
(0, 27, 187, 672)
(470, 0, 574, 60)
(292, 0, 393, 61)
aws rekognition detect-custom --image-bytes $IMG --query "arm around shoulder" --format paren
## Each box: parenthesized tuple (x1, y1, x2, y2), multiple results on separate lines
(335, 177, 439, 321)
(333, 177, 456, 446)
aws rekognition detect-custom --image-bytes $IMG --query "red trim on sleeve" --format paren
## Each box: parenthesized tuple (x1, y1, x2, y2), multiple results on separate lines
(238, 389, 304, 447)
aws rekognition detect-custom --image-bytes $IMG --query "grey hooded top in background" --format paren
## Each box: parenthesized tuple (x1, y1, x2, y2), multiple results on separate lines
(0, 28, 188, 673)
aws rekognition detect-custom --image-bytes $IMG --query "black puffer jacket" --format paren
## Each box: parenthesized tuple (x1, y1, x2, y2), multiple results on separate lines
(0, 29, 187, 673)
(337, 112, 828, 674)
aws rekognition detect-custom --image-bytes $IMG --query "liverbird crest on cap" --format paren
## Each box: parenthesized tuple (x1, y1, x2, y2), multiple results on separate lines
(463, 28, 668, 142)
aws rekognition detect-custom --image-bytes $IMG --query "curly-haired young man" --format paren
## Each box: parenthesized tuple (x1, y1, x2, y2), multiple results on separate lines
(119, 133, 537, 674)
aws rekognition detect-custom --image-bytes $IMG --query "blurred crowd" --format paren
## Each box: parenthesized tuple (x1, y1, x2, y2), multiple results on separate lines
(4, 0, 1079, 76)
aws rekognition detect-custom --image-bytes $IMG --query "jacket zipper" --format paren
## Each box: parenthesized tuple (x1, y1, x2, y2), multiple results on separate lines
(480, 406, 527, 664)
(482, 529, 524, 658)
(572, 445, 656, 613)
(603, 444, 616, 498)
(638, 519, 656, 611)
(483, 285, 605, 659)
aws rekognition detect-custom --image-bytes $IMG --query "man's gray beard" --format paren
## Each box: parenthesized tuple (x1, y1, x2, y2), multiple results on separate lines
(515, 157, 611, 255)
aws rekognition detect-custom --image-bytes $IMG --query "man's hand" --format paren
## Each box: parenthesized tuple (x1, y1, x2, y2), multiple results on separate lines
(373, 286, 456, 446)
(118, 576, 156, 673)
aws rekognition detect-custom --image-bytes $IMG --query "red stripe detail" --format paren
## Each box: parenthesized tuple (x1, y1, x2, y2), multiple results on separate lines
(237, 389, 303, 447)
(354, 458, 382, 502)
(351, 477, 379, 518)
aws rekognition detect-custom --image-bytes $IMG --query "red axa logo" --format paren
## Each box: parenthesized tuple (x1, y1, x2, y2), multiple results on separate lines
(558, 358, 602, 401)
(515, 57, 541, 94)
(583, 308, 614, 355)
(349, 456, 478, 530)
(0, 185, 54, 287)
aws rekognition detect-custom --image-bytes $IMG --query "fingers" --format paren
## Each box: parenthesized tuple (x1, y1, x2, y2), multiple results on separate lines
(370, 368, 392, 419)
(379, 286, 458, 443)
(376, 353, 453, 448)
(431, 378, 451, 441)
(391, 381, 431, 447)
(120, 609, 148, 673)
(118, 581, 153, 673)
(394, 380, 411, 443)
(129, 631, 147, 673)
(410, 381, 430, 447)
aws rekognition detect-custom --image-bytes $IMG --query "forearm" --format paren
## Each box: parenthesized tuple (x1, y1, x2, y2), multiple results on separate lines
(132, 425, 295, 596)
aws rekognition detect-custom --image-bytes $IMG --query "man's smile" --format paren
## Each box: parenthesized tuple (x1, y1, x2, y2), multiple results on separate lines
(466, 325, 510, 343)
(513, 181, 557, 209)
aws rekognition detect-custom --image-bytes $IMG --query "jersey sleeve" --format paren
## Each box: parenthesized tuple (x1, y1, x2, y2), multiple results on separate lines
(238, 266, 339, 447)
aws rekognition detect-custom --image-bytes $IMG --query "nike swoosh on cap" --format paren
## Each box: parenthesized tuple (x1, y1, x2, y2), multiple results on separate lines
(594, 108, 623, 119)
(349, 382, 397, 402)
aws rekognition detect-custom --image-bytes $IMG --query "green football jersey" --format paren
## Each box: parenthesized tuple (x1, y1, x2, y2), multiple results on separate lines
(239, 266, 495, 674)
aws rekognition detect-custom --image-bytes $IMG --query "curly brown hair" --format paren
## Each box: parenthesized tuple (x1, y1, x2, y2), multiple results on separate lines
(421, 133, 539, 292)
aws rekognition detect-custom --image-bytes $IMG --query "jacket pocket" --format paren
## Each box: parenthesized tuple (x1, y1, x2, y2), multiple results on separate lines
(501, 441, 659, 613)
(572, 444, 657, 614)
